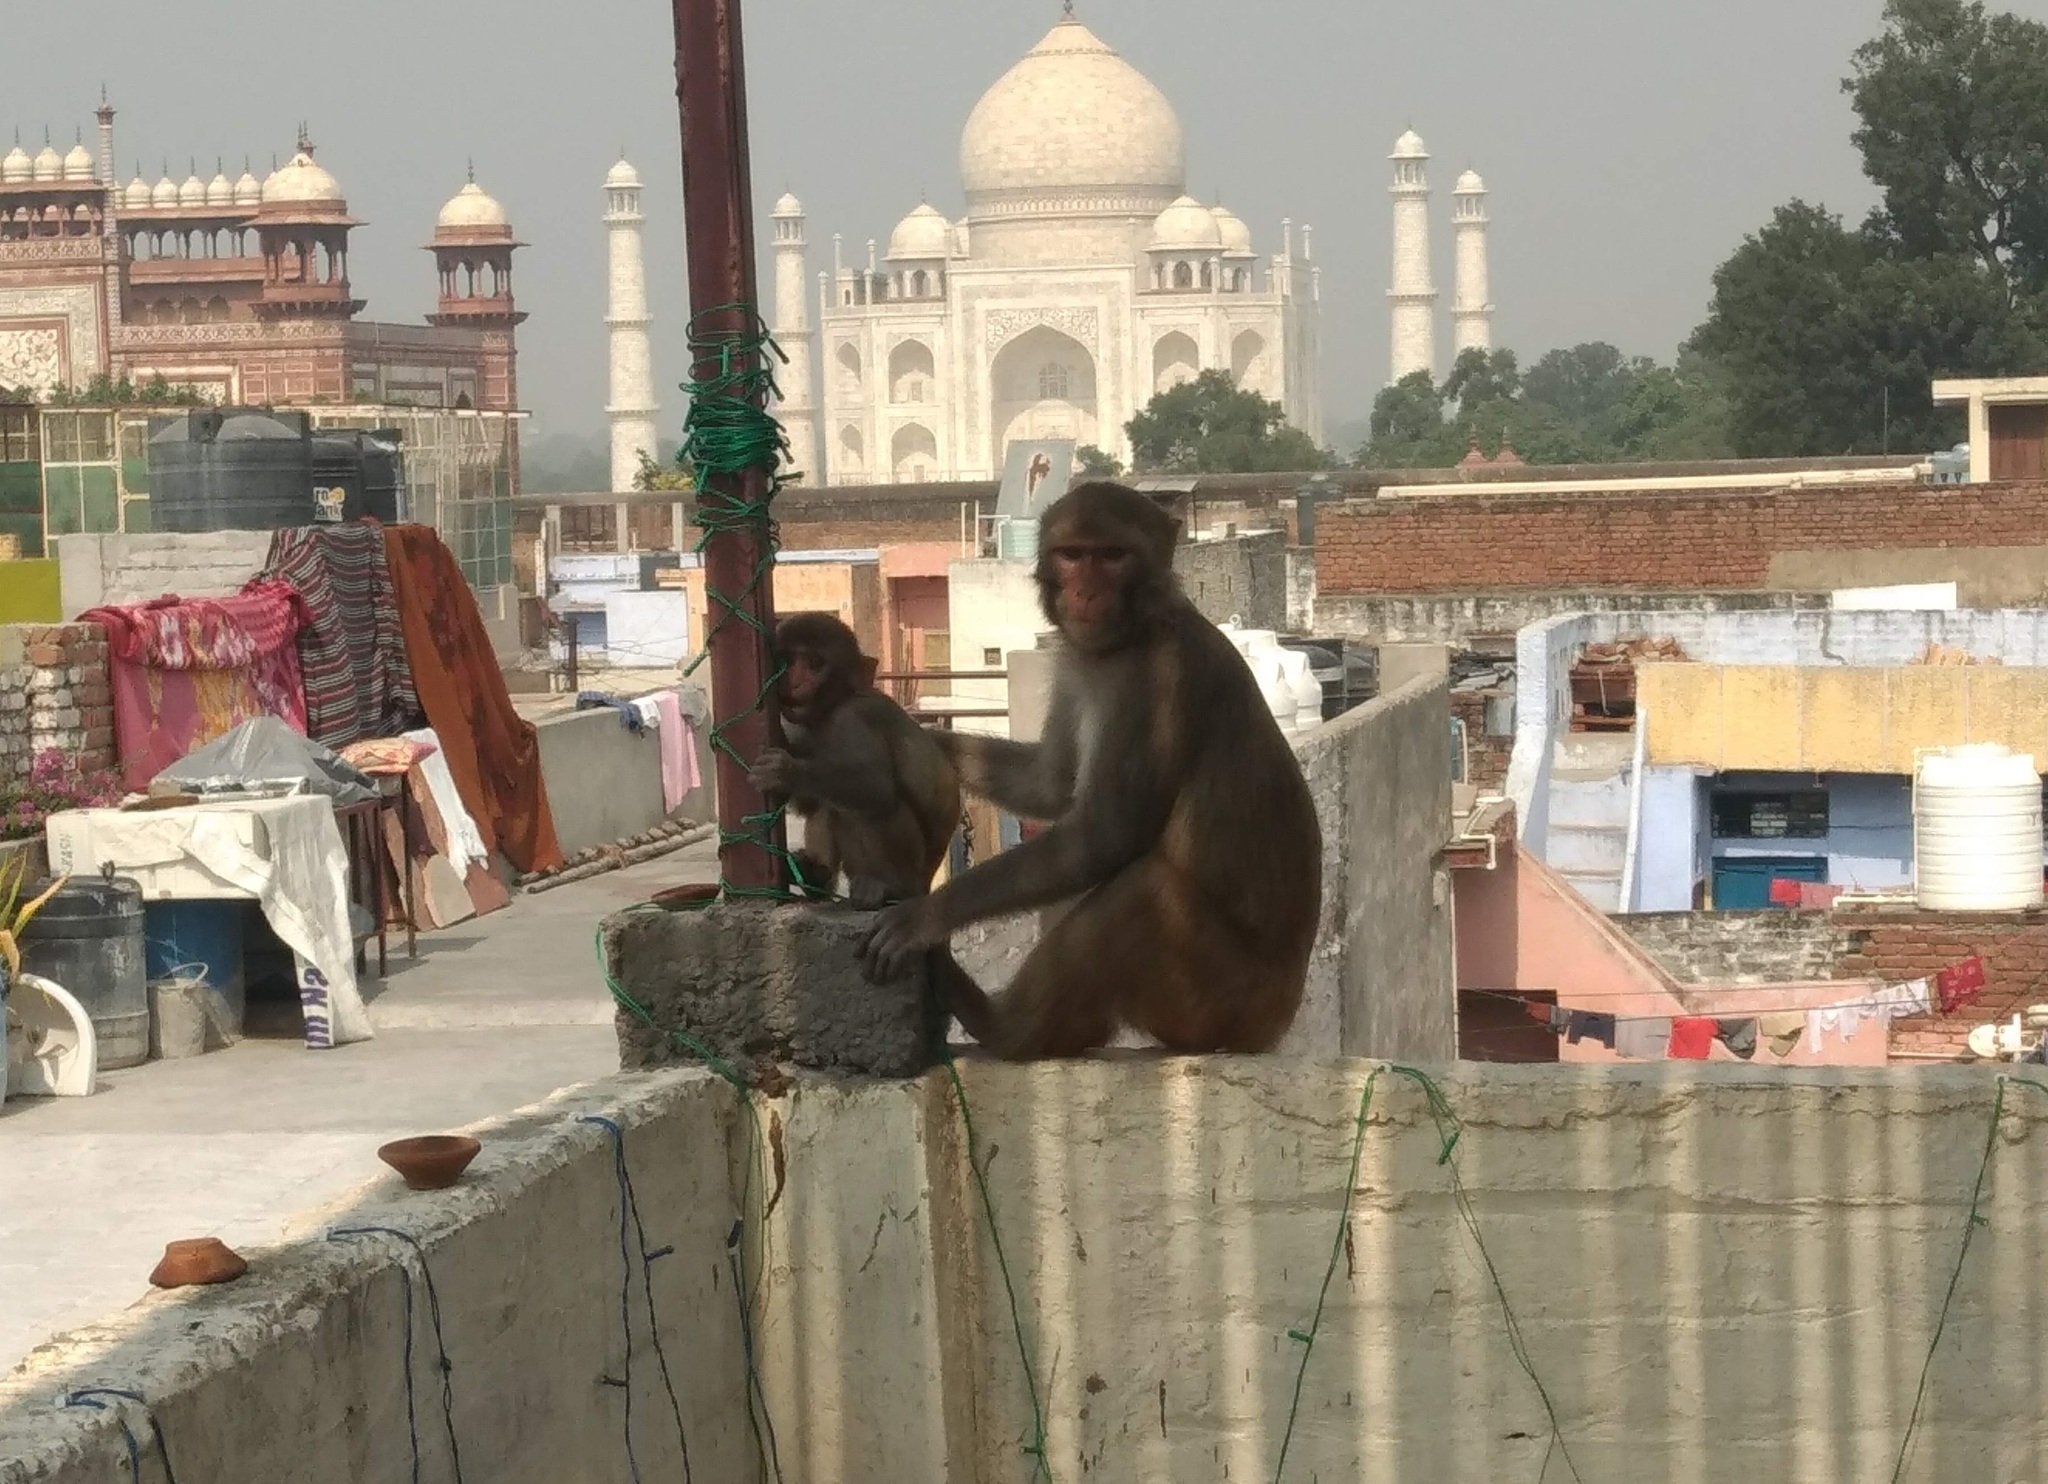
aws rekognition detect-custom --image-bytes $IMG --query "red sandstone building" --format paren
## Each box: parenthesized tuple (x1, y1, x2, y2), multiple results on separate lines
(0, 103, 521, 417)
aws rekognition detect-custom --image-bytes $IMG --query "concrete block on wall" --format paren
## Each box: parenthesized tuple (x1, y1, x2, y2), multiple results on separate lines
(602, 589, 691, 669)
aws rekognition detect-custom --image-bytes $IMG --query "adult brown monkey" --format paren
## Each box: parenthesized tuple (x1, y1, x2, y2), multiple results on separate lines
(861, 481, 1322, 1057)
(750, 612, 961, 909)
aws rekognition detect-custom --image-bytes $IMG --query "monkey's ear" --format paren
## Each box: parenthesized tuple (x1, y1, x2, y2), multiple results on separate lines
(860, 654, 880, 688)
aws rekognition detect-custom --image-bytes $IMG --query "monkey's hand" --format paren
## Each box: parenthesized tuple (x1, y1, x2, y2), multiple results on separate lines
(860, 896, 946, 982)
(749, 747, 801, 796)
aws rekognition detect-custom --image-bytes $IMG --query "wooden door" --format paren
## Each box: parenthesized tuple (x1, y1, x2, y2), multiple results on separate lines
(890, 576, 949, 704)
(1989, 404, 2048, 482)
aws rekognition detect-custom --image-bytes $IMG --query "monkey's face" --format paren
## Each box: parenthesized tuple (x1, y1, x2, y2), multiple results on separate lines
(779, 648, 830, 722)
(1045, 540, 1138, 650)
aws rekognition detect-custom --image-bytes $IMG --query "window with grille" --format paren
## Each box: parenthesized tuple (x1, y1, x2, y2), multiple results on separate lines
(1038, 362, 1069, 399)
(1711, 791, 1829, 839)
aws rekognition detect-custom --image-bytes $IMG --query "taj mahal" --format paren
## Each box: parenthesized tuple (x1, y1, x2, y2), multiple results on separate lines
(766, 11, 1324, 486)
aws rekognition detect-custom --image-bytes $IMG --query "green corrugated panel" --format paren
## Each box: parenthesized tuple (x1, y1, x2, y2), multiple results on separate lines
(121, 457, 149, 495)
(0, 513, 44, 560)
(122, 496, 152, 533)
(81, 466, 119, 532)
(0, 461, 39, 515)
(44, 466, 82, 534)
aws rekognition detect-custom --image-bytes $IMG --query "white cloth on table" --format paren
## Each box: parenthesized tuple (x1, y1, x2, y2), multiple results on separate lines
(401, 727, 489, 876)
(44, 795, 369, 1048)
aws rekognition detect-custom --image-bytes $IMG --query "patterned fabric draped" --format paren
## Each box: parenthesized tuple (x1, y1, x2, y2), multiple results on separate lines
(383, 523, 564, 874)
(82, 581, 311, 789)
(262, 523, 421, 747)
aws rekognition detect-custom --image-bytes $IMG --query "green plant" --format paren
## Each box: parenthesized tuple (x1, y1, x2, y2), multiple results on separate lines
(0, 851, 65, 977)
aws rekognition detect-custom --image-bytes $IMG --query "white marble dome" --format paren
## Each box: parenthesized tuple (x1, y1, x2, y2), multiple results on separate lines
(234, 167, 262, 207)
(887, 202, 950, 260)
(150, 175, 179, 209)
(437, 180, 508, 231)
(32, 143, 63, 182)
(206, 168, 235, 207)
(1455, 169, 1486, 193)
(124, 172, 152, 210)
(177, 172, 207, 208)
(2, 145, 31, 184)
(262, 148, 345, 209)
(62, 143, 95, 182)
(1211, 204, 1253, 256)
(1392, 129, 1428, 159)
(1148, 195, 1223, 252)
(772, 191, 803, 217)
(959, 17, 1184, 214)
(605, 157, 640, 189)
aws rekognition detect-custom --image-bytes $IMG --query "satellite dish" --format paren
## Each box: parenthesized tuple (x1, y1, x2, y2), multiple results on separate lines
(2026, 1003, 2048, 1029)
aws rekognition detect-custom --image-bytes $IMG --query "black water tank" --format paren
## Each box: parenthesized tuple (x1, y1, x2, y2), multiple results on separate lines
(310, 428, 406, 523)
(17, 875, 149, 1070)
(147, 408, 315, 533)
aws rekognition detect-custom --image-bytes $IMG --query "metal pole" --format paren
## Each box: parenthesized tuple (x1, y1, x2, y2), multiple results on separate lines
(672, 0, 787, 891)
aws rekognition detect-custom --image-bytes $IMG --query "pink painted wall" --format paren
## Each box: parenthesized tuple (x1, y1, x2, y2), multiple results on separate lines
(1455, 843, 1888, 1066)
(879, 543, 959, 580)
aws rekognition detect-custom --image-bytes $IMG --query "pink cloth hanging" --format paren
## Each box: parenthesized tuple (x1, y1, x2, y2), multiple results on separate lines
(651, 690, 700, 811)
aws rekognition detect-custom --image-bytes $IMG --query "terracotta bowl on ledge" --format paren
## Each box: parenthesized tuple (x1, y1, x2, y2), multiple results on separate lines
(149, 1237, 248, 1289)
(378, 1134, 482, 1191)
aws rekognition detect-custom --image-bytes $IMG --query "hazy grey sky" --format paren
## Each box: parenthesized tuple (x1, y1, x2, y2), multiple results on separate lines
(15, 0, 2048, 444)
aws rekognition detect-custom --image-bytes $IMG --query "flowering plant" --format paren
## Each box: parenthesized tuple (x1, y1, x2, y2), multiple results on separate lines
(0, 750, 124, 843)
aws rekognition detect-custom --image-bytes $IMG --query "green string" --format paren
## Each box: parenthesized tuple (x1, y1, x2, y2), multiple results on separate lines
(1890, 1074, 2048, 1483)
(1273, 1065, 1581, 1484)
(671, 302, 816, 902)
(944, 1055, 1053, 1483)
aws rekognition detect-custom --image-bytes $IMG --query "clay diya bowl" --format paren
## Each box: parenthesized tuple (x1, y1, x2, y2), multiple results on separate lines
(378, 1134, 482, 1191)
(149, 1237, 248, 1289)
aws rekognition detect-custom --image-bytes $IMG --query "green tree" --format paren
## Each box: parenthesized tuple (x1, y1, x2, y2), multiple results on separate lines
(1442, 347, 1520, 411)
(1847, 0, 2048, 292)
(633, 448, 695, 493)
(1124, 369, 1328, 474)
(1075, 444, 1124, 479)
(1359, 370, 1449, 463)
(1691, 201, 2043, 454)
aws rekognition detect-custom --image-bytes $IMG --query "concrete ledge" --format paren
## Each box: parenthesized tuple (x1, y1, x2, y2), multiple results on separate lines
(6, 1061, 2048, 1482)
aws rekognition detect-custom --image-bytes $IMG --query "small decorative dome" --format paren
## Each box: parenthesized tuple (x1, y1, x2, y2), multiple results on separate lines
(63, 142, 95, 182)
(1391, 129, 1428, 159)
(1211, 204, 1253, 256)
(151, 175, 179, 209)
(2, 144, 31, 184)
(32, 142, 64, 182)
(437, 179, 509, 230)
(605, 157, 640, 189)
(124, 172, 152, 210)
(1455, 169, 1486, 193)
(206, 165, 235, 207)
(960, 18, 1184, 216)
(887, 202, 950, 260)
(261, 147, 345, 209)
(772, 191, 803, 217)
(234, 165, 262, 207)
(1148, 194, 1224, 252)
(177, 172, 206, 208)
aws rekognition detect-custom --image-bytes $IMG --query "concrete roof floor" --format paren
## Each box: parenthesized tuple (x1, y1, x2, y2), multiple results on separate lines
(0, 842, 718, 1377)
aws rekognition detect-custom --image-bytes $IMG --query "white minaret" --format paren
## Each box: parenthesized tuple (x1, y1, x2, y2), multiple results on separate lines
(1387, 129, 1437, 384)
(1452, 169, 1494, 355)
(769, 193, 818, 485)
(604, 157, 660, 493)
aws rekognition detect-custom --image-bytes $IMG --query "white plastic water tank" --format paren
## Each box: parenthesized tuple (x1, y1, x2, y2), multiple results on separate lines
(1277, 648, 1322, 732)
(996, 517, 1040, 563)
(1915, 744, 2045, 911)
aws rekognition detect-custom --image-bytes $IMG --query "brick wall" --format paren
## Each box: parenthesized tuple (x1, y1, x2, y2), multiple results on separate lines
(0, 622, 113, 784)
(1835, 908, 2048, 1059)
(1449, 686, 1515, 792)
(1621, 910, 1851, 985)
(1314, 480, 2048, 595)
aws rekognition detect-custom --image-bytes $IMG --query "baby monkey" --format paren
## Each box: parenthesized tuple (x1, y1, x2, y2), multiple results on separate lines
(750, 612, 961, 908)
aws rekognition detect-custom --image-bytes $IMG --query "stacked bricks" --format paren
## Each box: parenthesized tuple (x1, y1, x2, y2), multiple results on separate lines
(1, 623, 114, 784)
(1834, 906, 2048, 1059)
(1314, 480, 2048, 595)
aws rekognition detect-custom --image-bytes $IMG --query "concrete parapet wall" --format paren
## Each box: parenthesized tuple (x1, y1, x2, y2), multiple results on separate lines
(54, 531, 272, 618)
(1292, 673, 1455, 1059)
(1316, 588, 1823, 645)
(8, 1061, 2046, 1483)
(532, 703, 711, 855)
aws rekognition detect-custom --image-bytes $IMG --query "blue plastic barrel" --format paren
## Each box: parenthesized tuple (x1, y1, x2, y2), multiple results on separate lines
(143, 900, 246, 1045)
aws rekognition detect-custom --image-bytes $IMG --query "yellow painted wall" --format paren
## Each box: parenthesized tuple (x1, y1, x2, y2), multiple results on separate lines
(1639, 663, 2048, 771)
(679, 561, 884, 663)
(0, 558, 60, 624)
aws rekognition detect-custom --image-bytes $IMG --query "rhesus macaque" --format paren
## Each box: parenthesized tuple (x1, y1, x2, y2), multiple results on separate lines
(750, 612, 961, 910)
(861, 481, 1322, 1058)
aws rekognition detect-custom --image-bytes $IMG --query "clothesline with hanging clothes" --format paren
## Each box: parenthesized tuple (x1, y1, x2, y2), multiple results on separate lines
(572, 686, 705, 812)
(1469, 957, 1987, 1061)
